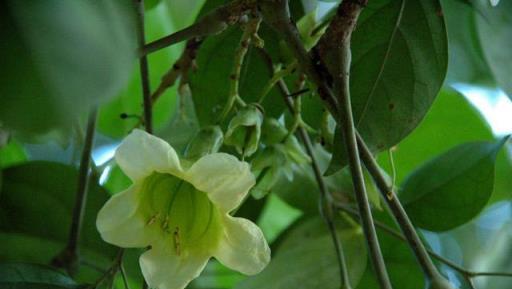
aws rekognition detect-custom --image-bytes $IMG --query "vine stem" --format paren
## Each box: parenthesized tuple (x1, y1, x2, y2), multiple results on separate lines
(134, 0, 153, 133)
(324, 1, 392, 288)
(51, 107, 98, 273)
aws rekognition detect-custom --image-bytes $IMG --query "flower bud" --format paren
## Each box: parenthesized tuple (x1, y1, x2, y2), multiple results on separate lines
(261, 117, 288, 145)
(184, 125, 223, 160)
(224, 104, 263, 157)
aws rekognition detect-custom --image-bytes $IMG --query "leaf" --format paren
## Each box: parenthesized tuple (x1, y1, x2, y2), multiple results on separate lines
(327, 0, 448, 174)
(98, 4, 180, 138)
(0, 161, 116, 264)
(440, 0, 494, 85)
(189, 26, 284, 127)
(235, 216, 367, 289)
(0, 263, 80, 289)
(474, 0, 512, 99)
(0, 140, 27, 169)
(0, 0, 136, 135)
(400, 138, 508, 231)
(377, 89, 512, 203)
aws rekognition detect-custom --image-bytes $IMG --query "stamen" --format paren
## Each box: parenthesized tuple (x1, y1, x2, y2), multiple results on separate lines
(162, 216, 170, 232)
(146, 213, 160, 225)
(174, 227, 181, 256)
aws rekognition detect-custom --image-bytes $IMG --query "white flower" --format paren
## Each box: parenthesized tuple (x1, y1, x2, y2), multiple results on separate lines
(96, 129, 270, 289)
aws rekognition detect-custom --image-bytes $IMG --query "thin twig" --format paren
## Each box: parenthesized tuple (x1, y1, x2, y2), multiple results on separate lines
(134, 0, 153, 133)
(51, 107, 98, 273)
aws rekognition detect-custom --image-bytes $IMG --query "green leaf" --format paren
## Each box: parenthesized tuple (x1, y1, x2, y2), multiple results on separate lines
(235, 216, 367, 289)
(189, 26, 284, 127)
(98, 4, 179, 138)
(440, 0, 494, 85)
(0, 161, 116, 263)
(400, 138, 508, 231)
(475, 0, 512, 99)
(327, 0, 448, 174)
(0, 263, 80, 289)
(0, 140, 27, 169)
(0, 0, 136, 135)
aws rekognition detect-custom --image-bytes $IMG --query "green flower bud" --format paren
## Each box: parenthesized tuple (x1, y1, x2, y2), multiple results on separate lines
(283, 135, 311, 165)
(261, 117, 288, 145)
(224, 104, 263, 157)
(184, 125, 223, 160)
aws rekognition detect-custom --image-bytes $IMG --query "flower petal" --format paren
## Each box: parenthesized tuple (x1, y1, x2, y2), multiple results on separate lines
(212, 215, 270, 275)
(139, 242, 209, 289)
(115, 129, 182, 181)
(96, 185, 154, 248)
(185, 153, 255, 212)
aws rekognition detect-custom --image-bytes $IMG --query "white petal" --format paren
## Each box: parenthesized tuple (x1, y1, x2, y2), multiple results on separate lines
(185, 153, 255, 212)
(213, 215, 270, 275)
(139, 242, 209, 289)
(115, 129, 182, 181)
(96, 185, 154, 248)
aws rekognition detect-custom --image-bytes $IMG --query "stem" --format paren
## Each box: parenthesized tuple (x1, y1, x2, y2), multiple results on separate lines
(257, 61, 297, 104)
(357, 134, 443, 281)
(52, 107, 98, 273)
(69, 106, 98, 253)
(219, 17, 262, 123)
(140, 0, 256, 56)
(268, 52, 352, 289)
(134, 0, 153, 133)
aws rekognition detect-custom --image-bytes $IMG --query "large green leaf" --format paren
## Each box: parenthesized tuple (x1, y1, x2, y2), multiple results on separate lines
(0, 0, 136, 135)
(98, 4, 180, 138)
(377, 89, 512, 203)
(0, 161, 116, 263)
(475, 0, 512, 99)
(235, 216, 367, 289)
(0, 263, 80, 289)
(327, 0, 448, 174)
(400, 138, 507, 232)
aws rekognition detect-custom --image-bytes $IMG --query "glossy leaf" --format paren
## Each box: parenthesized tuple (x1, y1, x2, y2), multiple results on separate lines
(401, 138, 508, 231)
(0, 0, 136, 135)
(235, 216, 367, 289)
(474, 0, 512, 99)
(327, 0, 448, 174)
(0, 161, 116, 263)
(0, 263, 80, 289)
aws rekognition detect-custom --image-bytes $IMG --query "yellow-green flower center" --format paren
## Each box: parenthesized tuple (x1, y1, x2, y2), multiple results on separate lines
(141, 173, 222, 255)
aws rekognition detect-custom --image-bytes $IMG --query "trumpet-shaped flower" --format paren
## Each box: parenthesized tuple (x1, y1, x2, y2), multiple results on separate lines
(96, 129, 270, 289)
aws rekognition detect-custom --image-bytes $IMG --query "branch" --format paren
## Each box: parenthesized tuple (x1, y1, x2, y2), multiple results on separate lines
(141, 0, 257, 56)
(134, 0, 153, 133)
(150, 38, 202, 104)
(52, 107, 98, 274)
(317, 2, 393, 288)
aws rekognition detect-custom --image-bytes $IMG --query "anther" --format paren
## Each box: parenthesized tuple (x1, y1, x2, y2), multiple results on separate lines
(174, 227, 181, 256)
